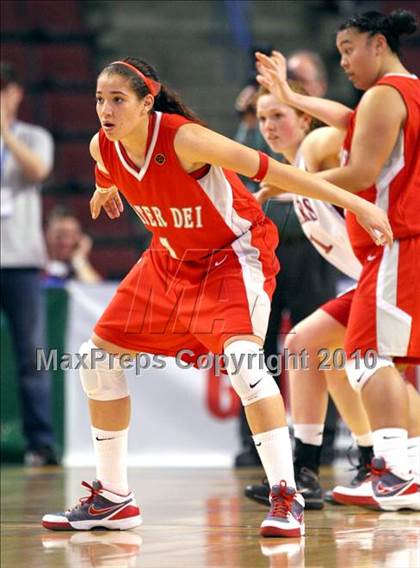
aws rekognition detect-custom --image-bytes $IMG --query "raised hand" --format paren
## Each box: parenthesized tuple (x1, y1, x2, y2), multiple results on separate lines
(255, 50, 292, 103)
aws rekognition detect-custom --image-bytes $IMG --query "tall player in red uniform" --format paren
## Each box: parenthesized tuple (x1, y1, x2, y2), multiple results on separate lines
(42, 57, 392, 536)
(257, 9, 420, 511)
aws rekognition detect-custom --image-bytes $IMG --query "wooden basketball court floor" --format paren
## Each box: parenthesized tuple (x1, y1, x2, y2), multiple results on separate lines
(1, 465, 419, 568)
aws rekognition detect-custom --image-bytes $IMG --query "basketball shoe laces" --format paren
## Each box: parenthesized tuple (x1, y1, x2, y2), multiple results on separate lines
(369, 459, 389, 478)
(66, 481, 103, 512)
(346, 445, 376, 484)
(271, 481, 295, 518)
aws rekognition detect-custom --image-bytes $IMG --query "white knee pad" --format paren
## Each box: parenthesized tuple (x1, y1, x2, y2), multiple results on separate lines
(224, 340, 279, 406)
(79, 339, 129, 401)
(346, 354, 394, 392)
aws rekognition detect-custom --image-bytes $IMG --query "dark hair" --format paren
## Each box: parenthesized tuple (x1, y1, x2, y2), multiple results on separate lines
(47, 205, 79, 225)
(339, 10, 418, 55)
(100, 57, 206, 125)
(255, 81, 322, 132)
(0, 61, 23, 90)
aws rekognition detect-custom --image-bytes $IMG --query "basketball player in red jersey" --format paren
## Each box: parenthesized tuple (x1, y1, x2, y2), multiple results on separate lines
(256, 9, 420, 511)
(42, 57, 392, 536)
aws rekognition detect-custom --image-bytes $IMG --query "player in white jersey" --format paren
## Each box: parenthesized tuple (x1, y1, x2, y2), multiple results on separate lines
(242, 83, 372, 508)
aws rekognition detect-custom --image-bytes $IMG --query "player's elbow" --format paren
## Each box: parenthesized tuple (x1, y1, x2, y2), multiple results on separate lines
(29, 163, 51, 183)
(352, 165, 380, 189)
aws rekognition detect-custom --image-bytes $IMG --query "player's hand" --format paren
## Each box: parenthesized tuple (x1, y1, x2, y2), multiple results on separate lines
(73, 233, 92, 261)
(254, 182, 281, 204)
(255, 50, 292, 103)
(90, 186, 124, 219)
(354, 201, 393, 247)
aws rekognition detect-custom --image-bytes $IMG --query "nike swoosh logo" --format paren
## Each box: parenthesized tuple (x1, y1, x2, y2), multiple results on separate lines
(356, 372, 366, 383)
(249, 378, 263, 389)
(383, 436, 399, 440)
(298, 487, 314, 494)
(95, 437, 115, 441)
(88, 502, 126, 516)
(367, 254, 376, 261)
(214, 255, 227, 267)
(375, 480, 411, 496)
(255, 442, 262, 447)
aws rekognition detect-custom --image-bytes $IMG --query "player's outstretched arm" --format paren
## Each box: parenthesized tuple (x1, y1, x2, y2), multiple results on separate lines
(255, 127, 344, 203)
(89, 133, 124, 220)
(255, 51, 352, 130)
(174, 123, 393, 247)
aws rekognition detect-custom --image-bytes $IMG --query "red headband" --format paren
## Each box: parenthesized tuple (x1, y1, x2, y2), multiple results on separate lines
(111, 61, 161, 97)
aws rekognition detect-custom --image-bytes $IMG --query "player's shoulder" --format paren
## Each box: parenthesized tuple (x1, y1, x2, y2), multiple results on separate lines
(302, 126, 342, 146)
(159, 112, 193, 136)
(301, 126, 344, 159)
(90, 131, 107, 164)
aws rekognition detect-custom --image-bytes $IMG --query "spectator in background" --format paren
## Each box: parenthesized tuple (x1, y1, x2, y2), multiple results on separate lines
(45, 206, 102, 285)
(287, 50, 328, 97)
(0, 61, 58, 466)
(234, 49, 338, 468)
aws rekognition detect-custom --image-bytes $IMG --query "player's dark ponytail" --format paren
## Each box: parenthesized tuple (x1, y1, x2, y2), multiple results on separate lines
(338, 10, 418, 55)
(101, 57, 206, 125)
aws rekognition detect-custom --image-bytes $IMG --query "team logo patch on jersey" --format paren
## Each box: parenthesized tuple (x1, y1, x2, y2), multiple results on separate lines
(154, 153, 166, 165)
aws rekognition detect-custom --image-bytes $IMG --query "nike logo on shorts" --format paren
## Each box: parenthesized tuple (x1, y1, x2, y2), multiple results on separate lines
(214, 255, 227, 267)
(249, 378, 263, 389)
(95, 437, 115, 441)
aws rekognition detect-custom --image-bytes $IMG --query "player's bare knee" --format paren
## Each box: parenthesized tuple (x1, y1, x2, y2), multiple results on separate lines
(284, 327, 303, 354)
(345, 355, 394, 392)
(224, 340, 279, 406)
(79, 339, 129, 401)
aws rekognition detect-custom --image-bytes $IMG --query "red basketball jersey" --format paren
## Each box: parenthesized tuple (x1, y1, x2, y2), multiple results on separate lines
(98, 112, 276, 261)
(343, 74, 420, 257)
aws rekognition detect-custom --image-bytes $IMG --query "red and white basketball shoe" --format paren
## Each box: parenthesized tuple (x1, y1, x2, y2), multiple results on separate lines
(260, 481, 305, 538)
(42, 480, 142, 530)
(332, 457, 419, 511)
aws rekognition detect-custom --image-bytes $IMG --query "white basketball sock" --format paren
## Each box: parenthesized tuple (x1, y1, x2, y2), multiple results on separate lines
(353, 431, 373, 447)
(294, 424, 324, 446)
(91, 427, 129, 495)
(372, 428, 409, 476)
(253, 427, 296, 489)
(407, 436, 420, 483)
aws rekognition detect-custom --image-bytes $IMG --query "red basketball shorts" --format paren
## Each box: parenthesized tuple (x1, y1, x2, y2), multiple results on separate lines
(94, 229, 279, 360)
(321, 287, 355, 328)
(344, 236, 420, 364)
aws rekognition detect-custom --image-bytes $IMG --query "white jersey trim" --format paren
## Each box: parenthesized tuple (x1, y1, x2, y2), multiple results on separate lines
(375, 129, 404, 213)
(114, 111, 162, 181)
(198, 166, 271, 341)
(376, 241, 412, 356)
